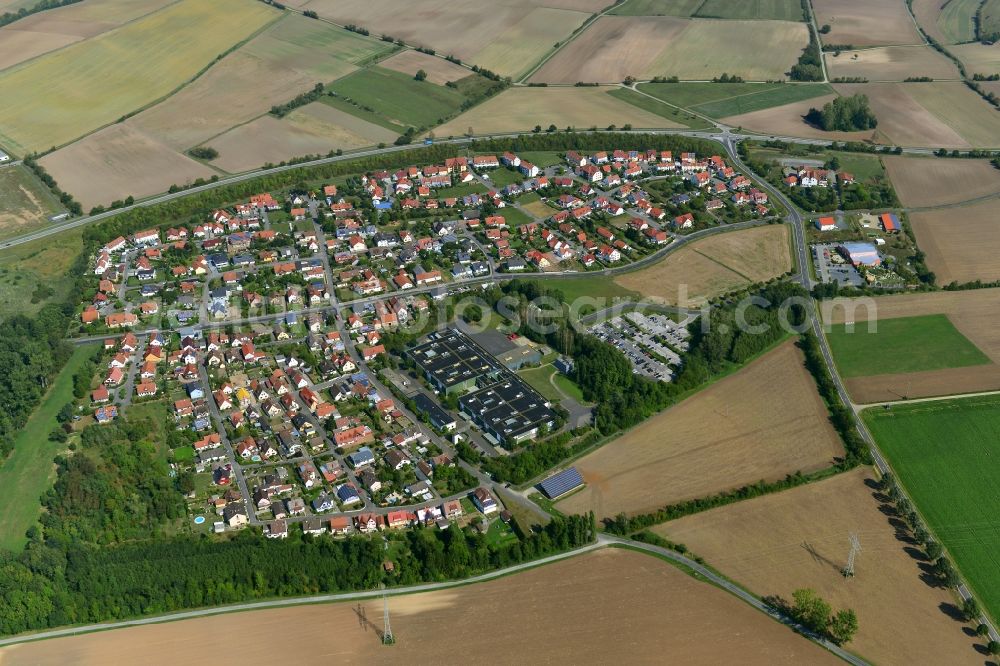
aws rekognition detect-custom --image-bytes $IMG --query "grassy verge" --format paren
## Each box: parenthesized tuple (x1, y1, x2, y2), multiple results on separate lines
(0, 344, 98, 551)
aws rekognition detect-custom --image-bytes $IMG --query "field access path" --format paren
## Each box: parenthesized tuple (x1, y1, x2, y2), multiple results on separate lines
(0, 533, 870, 665)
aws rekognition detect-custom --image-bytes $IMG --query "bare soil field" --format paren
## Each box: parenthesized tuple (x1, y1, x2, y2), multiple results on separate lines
(297, 0, 591, 78)
(434, 86, 679, 136)
(824, 289, 1000, 400)
(951, 42, 1000, 77)
(206, 102, 397, 173)
(832, 83, 968, 148)
(532, 16, 808, 82)
(39, 124, 217, 210)
(883, 156, 1000, 207)
(722, 94, 877, 141)
(615, 225, 792, 305)
(658, 468, 983, 666)
(909, 200, 1000, 285)
(825, 45, 960, 81)
(0, 0, 173, 71)
(380, 50, 470, 85)
(812, 0, 924, 47)
(0, 549, 840, 666)
(557, 341, 844, 519)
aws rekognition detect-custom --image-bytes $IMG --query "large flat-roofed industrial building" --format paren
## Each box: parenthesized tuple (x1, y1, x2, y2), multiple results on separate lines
(409, 328, 504, 394)
(459, 377, 556, 445)
(410, 328, 556, 444)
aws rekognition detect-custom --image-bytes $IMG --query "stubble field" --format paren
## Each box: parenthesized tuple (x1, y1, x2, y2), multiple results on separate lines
(910, 199, 1000, 285)
(883, 156, 1000, 207)
(721, 94, 878, 141)
(557, 341, 844, 520)
(951, 42, 1000, 78)
(0, 0, 279, 154)
(291, 0, 594, 78)
(823, 289, 1000, 401)
(0, 0, 173, 71)
(379, 50, 470, 85)
(0, 549, 841, 665)
(614, 225, 792, 305)
(434, 86, 680, 136)
(531, 16, 809, 82)
(812, 0, 924, 47)
(206, 103, 397, 174)
(824, 45, 960, 81)
(659, 468, 984, 666)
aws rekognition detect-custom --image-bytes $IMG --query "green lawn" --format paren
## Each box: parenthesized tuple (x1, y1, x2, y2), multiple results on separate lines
(635, 82, 832, 119)
(520, 276, 640, 306)
(608, 88, 712, 129)
(327, 67, 467, 129)
(435, 182, 488, 198)
(516, 151, 564, 168)
(826, 314, 991, 378)
(0, 344, 98, 552)
(864, 396, 1000, 622)
(484, 167, 524, 188)
(499, 205, 533, 226)
(518, 365, 562, 402)
(611, 0, 703, 16)
(553, 372, 588, 403)
(319, 94, 406, 133)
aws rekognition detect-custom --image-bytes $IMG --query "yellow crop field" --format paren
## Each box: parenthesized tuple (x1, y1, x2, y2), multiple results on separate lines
(0, 0, 279, 154)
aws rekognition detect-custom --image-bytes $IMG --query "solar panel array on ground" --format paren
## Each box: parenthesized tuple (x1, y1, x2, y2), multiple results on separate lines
(539, 467, 584, 499)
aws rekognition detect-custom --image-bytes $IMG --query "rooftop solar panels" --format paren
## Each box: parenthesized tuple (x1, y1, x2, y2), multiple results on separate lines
(539, 467, 584, 499)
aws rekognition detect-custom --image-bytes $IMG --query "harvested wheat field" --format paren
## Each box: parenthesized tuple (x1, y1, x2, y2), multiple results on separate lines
(297, 0, 592, 78)
(832, 83, 969, 148)
(825, 45, 960, 82)
(951, 42, 1000, 77)
(0, 0, 173, 71)
(531, 16, 808, 82)
(0, 0, 279, 154)
(904, 81, 1000, 148)
(823, 289, 1000, 401)
(615, 225, 792, 305)
(909, 200, 1000, 284)
(128, 52, 319, 151)
(434, 86, 680, 136)
(722, 94, 877, 141)
(658, 468, 983, 666)
(39, 124, 216, 209)
(558, 341, 844, 520)
(380, 50, 469, 85)
(0, 549, 840, 666)
(206, 103, 397, 173)
(812, 0, 923, 47)
(883, 156, 1000, 208)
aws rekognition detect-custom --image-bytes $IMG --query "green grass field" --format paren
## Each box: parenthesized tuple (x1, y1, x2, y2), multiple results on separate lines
(0, 344, 98, 552)
(0, 0, 279, 153)
(635, 82, 833, 118)
(485, 167, 525, 188)
(516, 151, 565, 168)
(553, 372, 588, 403)
(0, 164, 64, 241)
(827, 314, 991, 378)
(936, 0, 981, 43)
(980, 0, 1000, 41)
(499, 205, 533, 227)
(697, 0, 803, 20)
(520, 276, 640, 306)
(0, 228, 83, 319)
(750, 146, 887, 182)
(327, 67, 468, 129)
(611, 0, 704, 16)
(518, 365, 562, 402)
(608, 88, 713, 129)
(864, 396, 1000, 622)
